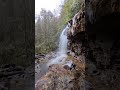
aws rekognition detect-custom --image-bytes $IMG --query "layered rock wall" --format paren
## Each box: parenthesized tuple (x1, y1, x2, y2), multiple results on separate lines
(35, 0, 120, 89)
(67, 0, 120, 89)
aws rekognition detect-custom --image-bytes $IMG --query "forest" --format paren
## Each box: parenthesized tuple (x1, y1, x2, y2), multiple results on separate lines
(35, 0, 82, 54)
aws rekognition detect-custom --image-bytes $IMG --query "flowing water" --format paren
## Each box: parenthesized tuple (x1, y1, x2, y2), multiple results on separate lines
(35, 26, 68, 83)
(47, 26, 68, 65)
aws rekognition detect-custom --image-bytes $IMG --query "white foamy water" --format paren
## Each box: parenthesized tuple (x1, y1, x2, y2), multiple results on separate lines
(35, 26, 68, 86)
(47, 26, 68, 66)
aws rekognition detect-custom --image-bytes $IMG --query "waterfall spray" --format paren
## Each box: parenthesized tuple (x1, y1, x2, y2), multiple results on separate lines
(47, 26, 68, 66)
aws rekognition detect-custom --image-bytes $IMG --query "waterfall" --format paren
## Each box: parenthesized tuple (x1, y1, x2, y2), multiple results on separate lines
(35, 26, 68, 85)
(47, 26, 68, 66)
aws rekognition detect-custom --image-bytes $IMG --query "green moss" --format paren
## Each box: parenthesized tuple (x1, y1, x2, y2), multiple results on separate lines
(59, 0, 83, 30)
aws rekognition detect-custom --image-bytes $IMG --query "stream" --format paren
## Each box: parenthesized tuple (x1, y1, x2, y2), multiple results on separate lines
(35, 26, 69, 83)
(47, 26, 68, 66)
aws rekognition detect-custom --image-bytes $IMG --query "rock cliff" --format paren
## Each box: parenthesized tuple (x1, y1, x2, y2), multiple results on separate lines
(35, 0, 120, 90)
(67, 0, 120, 89)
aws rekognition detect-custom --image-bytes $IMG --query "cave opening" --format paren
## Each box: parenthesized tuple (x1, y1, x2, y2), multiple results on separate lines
(86, 12, 120, 70)
(89, 12, 120, 40)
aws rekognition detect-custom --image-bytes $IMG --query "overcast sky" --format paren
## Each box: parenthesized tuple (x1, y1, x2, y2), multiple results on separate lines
(35, 0, 64, 16)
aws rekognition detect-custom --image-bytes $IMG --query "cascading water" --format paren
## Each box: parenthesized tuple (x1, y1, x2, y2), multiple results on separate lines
(47, 26, 69, 66)
(36, 26, 68, 84)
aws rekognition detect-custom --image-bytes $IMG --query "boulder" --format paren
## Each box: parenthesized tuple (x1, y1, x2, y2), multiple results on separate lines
(67, 10, 85, 37)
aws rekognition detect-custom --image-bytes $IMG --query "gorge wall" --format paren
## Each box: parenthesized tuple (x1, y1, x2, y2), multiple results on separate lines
(35, 0, 120, 90)
(67, 0, 120, 89)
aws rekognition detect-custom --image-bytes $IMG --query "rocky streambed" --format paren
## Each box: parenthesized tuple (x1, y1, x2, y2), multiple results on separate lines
(35, 51, 86, 90)
(35, 52, 56, 83)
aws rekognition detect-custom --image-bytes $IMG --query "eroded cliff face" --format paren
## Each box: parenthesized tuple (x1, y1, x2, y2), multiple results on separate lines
(67, 0, 120, 89)
(86, 0, 120, 24)
(35, 0, 120, 90)
(35, 2, 86, 90)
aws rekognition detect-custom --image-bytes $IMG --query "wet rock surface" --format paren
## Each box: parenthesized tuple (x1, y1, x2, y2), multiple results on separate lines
(35, 57, 85, 90)
(35, 0, 120, 89)
(67, 21, 120, 89)
(35, 50, 85, 90)
(85, 0, 120, 89)
(35, 52, 56, 83)
(67, 0, 120, 89)
(67, 10, 85, 37)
